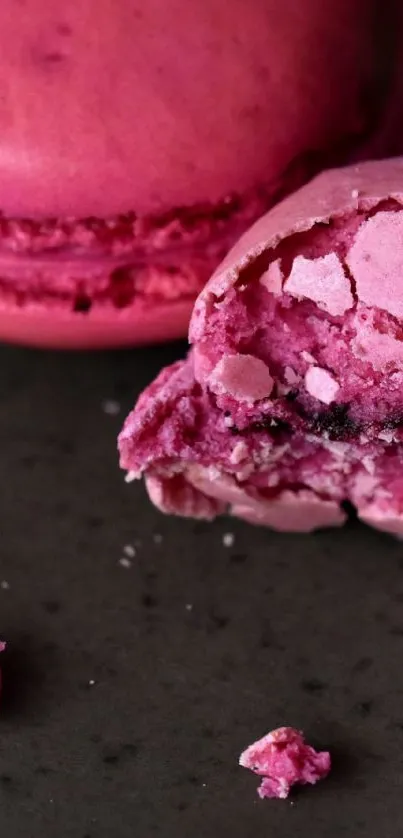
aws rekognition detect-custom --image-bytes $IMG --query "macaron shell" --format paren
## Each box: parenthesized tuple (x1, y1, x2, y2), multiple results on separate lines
(0, 299, 192, 349)
(0, 0, 380, 218)
(190, 157, 403, 344)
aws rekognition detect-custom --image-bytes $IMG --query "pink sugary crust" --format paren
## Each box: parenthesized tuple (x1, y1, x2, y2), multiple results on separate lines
(283, 252, 353, 316)
(190, 158, 403, 346)
(239, 727, 331, 800)
(346, 211, 403, 319)
(0, 0, 381, 219)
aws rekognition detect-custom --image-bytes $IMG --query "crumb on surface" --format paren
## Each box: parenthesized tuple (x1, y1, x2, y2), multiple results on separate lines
(0, 581, 9, 590)
(223, 532, 235, 547)
(118, 557, 132, 569)
(239, 726, 331, 800)
(102, 399, 121, 415)
(123, 544, 136, 558)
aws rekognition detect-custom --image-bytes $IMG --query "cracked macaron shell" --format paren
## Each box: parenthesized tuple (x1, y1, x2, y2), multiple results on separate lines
(190, 158, 403, 346)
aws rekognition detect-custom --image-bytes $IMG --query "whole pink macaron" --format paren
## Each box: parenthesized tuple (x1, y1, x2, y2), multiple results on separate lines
(0, 0, 391, 348)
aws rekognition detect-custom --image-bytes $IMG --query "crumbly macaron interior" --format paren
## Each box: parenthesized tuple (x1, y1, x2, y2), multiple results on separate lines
(119, 199, 403, 533)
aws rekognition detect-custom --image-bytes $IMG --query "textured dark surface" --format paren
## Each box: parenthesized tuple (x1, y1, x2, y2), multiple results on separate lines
(0, 341, 402, 837)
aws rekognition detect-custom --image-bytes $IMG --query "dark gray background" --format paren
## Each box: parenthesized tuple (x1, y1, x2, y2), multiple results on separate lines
(0, 341, 401, 838)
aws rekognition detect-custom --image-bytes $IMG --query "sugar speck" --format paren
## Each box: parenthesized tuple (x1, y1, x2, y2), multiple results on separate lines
(88, 679, 96, 687)
(223, 532, 235, 548)
(102, 399, 120, 416)
(118, 557, 132, 569)
(185, 603, 193, 611)
(123, 544, 136, 558)
(1, 580, 10, 590)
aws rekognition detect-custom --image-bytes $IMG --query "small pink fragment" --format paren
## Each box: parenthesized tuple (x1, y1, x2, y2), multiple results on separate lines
(283, 252, 354, 316)
(305, 366, 340, 404)
(208, 353, 273, 402)
(259, 259, 283, 296)
(229, 440, 249, 465)
(346, 212, 403, 319)
(239, 726, 331, 800)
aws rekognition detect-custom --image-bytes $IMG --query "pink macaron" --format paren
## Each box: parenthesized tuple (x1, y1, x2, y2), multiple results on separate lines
(119, 157, 403, 536)
(0, 0, 391, 348)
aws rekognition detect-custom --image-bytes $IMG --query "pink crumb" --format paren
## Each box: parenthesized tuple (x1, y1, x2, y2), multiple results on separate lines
(304, 366, 340, 404)
(259, 259, 284, 296)
(208, 353, 274, 402)
(283, 252, 354, 316)
(239, 726, 331, 800)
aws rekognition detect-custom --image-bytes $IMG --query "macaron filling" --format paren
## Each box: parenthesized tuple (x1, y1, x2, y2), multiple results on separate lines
(0, 189, 269, 314)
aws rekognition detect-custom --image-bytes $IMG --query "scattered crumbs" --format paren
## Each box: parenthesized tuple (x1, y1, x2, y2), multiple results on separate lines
(0, 581, 9, 590)
(153, 533, 163, 545)
(223, 532, 235, 548)
(102, 399, 121, 416)
(185, 603, 193, 611)
(123, 544, 136, 558)
(118, 557, 132, 569)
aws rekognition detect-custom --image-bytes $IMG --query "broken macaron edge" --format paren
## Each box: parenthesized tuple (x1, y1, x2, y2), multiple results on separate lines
(189, 157, 403, 345)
